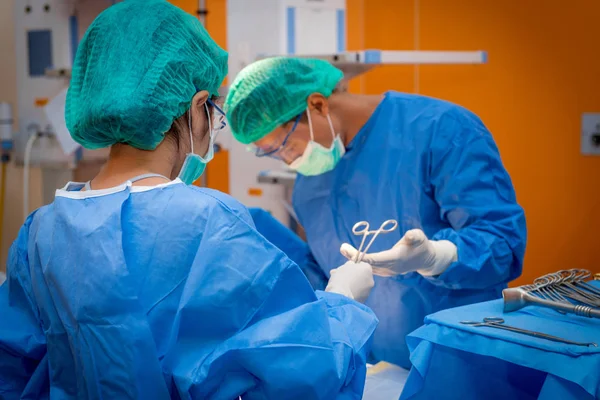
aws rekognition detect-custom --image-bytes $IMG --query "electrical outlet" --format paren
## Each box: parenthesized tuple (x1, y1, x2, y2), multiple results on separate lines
(581, 113, 600, 156)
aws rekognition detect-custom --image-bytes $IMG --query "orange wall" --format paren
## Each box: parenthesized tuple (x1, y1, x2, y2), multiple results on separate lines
(347, 0, 600, 285)
(175, 0, 600, 285)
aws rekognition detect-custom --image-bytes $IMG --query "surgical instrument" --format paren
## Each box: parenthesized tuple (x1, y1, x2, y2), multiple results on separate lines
(503, 269, 600, 319)
(460, 317, 597, 347)
(352, 220, 398, 263)
(503, 287, 600, 318)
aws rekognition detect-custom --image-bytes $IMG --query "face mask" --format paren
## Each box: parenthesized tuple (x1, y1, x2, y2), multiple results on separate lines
(178, 103, 215, 185)
(289, 108, 346, 176)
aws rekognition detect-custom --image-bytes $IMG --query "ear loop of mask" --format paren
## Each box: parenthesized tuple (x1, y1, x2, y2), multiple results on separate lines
(187, 103, 213, 159)
(305, 107, 336, 144)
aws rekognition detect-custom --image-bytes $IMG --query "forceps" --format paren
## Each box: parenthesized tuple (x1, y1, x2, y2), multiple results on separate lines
(460, 317, 597, 347)
(352, 220, 398, 263)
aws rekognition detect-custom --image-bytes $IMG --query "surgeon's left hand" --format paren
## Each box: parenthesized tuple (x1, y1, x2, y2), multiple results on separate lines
(326, 261, 375, 303)
(340, 229, 458, 277)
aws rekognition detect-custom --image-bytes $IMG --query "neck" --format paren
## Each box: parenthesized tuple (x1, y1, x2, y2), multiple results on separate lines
(329, 93, 384, 146)
(91, 141, 178, 189)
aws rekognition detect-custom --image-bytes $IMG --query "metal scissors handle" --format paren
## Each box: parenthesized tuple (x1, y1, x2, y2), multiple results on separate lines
(352, 219, 398, 263)
(460, 317, 597, 347)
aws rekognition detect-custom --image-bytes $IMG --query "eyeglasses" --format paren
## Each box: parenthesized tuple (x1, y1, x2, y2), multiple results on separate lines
(253, 114, 302, 159)
(206, 97, 227, 134)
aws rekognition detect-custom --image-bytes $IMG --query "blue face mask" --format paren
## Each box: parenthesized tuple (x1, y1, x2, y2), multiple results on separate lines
(178, 100, 226, 185)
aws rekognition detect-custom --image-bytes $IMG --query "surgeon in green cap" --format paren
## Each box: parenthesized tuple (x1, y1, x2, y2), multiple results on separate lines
(225, 57, 526, 369)
(0, 2, 379, 398)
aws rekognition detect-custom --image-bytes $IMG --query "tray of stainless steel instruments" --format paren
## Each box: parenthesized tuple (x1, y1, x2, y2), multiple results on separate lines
(503, 269, 600, 319)
(457, 269, 599, 348)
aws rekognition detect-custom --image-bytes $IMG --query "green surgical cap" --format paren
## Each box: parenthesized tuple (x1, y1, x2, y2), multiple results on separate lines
(224, 57, 343, 144)
(66, 0, 228, 150)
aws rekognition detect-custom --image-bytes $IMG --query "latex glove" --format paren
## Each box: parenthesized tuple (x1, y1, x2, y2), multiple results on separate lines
(340, 229, 458, 277)
(325, 261, 375, 303)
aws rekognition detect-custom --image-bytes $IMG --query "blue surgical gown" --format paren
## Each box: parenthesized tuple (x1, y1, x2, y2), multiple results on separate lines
(293, 92, 527, 369)
(248, 207, 328, 291)
(0, 180, 377, 399)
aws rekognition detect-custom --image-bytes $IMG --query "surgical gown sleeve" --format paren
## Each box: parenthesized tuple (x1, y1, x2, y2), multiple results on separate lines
(0, 217, 47, 398)
(248, 207, 328, 291)
(428, 111, 526, 290)
(170, 193, 377, 400)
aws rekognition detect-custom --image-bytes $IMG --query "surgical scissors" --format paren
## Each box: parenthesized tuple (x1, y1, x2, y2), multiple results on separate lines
(352, 220, 398, 263)
(460, 317, 597, 347)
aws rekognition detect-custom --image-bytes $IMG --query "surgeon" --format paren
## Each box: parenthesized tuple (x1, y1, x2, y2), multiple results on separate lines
(224, 57, 527, 369)
(0, 3, 378, 399)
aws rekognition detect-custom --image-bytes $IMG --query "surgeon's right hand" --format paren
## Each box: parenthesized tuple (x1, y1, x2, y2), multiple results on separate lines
(325, 261, 374, 303)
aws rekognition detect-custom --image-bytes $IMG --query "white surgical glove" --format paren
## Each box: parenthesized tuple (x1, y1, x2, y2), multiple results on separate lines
(325, 261, 375, 303)
(340, 229, 458, 277)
